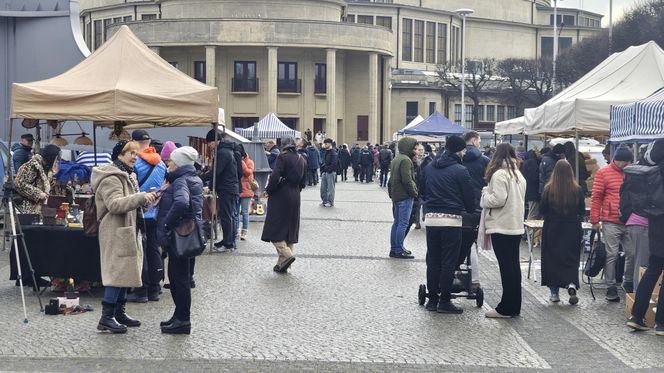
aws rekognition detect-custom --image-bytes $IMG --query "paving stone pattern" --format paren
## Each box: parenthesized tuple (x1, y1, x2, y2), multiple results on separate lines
(0, 182, 661, 372)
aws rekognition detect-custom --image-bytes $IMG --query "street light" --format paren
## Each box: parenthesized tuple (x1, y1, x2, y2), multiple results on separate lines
(455, 8, 474, 128)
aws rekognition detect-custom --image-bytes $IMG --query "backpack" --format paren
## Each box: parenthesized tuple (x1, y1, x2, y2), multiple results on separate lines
(83, 195, 107, 237)
(621, 164, 664, 218)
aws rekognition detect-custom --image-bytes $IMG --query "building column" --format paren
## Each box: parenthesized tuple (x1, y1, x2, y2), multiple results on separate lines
(382, 56, 392, 143)
(368, 52, 378, 144)
(149, 46, 160, 55)
(205, 45, 216, 87)
(326, 48, 337, 140)
(267, 46, 278, 114)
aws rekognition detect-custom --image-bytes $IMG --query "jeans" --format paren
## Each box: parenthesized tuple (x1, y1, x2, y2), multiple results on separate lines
(390, 198, 414, 253)
(426, 226, 462, 302)
(240, 197, 251, 231)
(232, 195, 241, 242)
(320, 172, 336, 204)
(492, 233, 522, 316)
(217, 192, 238, 248)
(632, 254, 664, 326)
(625, 225, 650, 288)
(379, 165, 389, 186)
(307, 169, 318, 185)
(361, 165, 373, 182)
(167, 246, 192, 322)
(137, 219, 163, 295)
(103, 286, 128, 304)
(602, 222, 629, 286)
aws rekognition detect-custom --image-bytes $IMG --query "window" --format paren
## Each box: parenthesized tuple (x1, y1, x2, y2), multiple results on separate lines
(451, 26, 460, 63)
(233, 61, 258, 92)
(497, 105, 505, 122)
(346, 14, 355, 23)
(476, 105, 484, 122)
(406, 101, 418, 125)
(142, 14, 157, 20)
(437, 23, 447, 64)
(194, 61, 206, 83)
(313, 118, 324, 134)
(123, 16, 132, 22)
(414, 20, 424, 62)
(169, 61, 178, 68)
(550, 14, 575, 26)
(93, 20, 102, 49)
(541, 37, 573, 57)
(507, 106, 516, 119)
(465, 105, 474, 126)
(357, 15, 373, 25)
(232, 117, 259, 131)
(315, 63, 326, 94)
(429, 102, 436, 116)
(103, 19, 111, 41)
(113, 17, 122, 24)
(486, 105, 495, 122)
(402, 18, 412, 62)
(357, 116, 369, 141)
(278, 62, 299, 93)
(426, 22, 436, 64)
(85, 22, 91, 49)
(376, 16, 392, 30)
(454, 104, 462, 124)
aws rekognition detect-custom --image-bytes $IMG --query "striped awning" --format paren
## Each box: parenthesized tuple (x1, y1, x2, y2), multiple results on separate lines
(236, 113, 301, 139)
(610, 87, 664, 142)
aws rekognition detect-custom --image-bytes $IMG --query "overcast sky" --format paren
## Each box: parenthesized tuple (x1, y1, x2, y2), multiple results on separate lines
(563, 0, 641, 25)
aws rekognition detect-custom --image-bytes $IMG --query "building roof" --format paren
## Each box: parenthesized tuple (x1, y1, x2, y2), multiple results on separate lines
(0, 0, 69, 17)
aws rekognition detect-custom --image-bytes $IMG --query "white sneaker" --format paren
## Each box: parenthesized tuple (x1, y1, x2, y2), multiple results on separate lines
(549, 294, 560, 303)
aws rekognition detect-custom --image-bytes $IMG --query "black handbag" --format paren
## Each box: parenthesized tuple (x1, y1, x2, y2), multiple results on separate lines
(169, 188, 206, 259)
(584, 230, 606, 278)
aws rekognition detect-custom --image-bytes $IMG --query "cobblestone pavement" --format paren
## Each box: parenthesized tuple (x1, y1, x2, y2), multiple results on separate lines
(0, 181, 661, 372)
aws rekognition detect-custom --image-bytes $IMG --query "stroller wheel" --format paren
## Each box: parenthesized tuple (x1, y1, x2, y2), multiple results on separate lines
(418, 284, 427, 306)
(476, 288, 484, 308)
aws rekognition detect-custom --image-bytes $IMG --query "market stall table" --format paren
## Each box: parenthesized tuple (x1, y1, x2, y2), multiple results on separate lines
(524, 220, 594, 281)
(9, 225, 101, 283)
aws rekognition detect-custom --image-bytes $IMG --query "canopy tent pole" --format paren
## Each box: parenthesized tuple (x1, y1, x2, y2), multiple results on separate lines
(575, 129, 580, 183)
(524, 135, 529, 151)
(93, 123, 98, 167)
(209, 123, 219, 252)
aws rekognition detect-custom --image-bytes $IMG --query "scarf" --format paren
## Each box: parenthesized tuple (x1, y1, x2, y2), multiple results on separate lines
(113, 160, 139, 193)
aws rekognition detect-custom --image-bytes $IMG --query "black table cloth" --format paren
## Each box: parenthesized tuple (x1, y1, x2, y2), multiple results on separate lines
(9, 225, 101, 282)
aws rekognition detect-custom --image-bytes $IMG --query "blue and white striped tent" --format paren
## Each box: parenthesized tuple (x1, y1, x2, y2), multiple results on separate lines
(236, 112, 301, 139)
(610, 87, 664, 142)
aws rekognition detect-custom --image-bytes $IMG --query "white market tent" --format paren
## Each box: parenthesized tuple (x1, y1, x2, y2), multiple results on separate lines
(610, 87, 664, 142)
(495, 116, 525, 135)
(236, 112, 301, 139)
(393, 115, 424, 140)
(524, 41, 664, 136)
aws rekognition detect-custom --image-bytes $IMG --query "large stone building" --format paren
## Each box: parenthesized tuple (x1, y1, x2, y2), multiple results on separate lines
(79, 0, 603, 144)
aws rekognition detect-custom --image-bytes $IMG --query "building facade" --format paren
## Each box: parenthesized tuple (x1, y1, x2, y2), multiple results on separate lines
(79, 0, 603, 144)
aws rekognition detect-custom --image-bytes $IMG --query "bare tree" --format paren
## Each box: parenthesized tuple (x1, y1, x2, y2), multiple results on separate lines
(497, 58, 535, 115)
(530, 58, 554, 105)
(436, 58, 496, 128)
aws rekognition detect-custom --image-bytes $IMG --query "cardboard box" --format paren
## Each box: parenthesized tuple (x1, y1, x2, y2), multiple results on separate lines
(57, 297, 79, 308)
(625, 292, 657, 328)
(638, 266, 662, 297)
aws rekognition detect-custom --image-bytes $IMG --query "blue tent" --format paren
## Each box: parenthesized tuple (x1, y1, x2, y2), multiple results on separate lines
(399, 112, 465, 136)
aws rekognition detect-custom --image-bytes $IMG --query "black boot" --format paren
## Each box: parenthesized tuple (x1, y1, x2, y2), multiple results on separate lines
(114, 301, 141, 327)
(161, 318, 191, 334)
(97, 302, 128, 333)
(160, 314, 176, 327)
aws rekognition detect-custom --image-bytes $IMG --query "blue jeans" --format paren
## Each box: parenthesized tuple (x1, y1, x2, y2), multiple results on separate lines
(240, 197, 251, 230)
(390, 198, 414, 253)
(103, 286, 128, 304)
(232, 195, 241, 242)
(320, 172, 336, 204)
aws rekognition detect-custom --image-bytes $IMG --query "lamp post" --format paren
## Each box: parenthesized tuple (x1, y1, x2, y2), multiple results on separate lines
(552, 0, 558, 96)
(455, 8, 474, 128)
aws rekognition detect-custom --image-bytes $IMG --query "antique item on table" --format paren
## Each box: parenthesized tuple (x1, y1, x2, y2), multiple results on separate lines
(42, 207, 57, 225)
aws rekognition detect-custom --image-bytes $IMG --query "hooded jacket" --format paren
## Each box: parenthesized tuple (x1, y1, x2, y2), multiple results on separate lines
(379, 148, 394, 167)
(421, 151, 475, 215)
(520, 150, 541, 202)
(156, 164, 204, 247)
(463, 144, 490, 206)
(351, 147, 361, 168)
(360, 148, 373, 166)
(213, 140, 240, 196)
(12, 142, 32, 174)
(539, 152, 561, 195)
(306, 145, 320, 170)
(135, 147, 166, 220)
(338, 147, 351, 168)
(388, 137, 418, 203)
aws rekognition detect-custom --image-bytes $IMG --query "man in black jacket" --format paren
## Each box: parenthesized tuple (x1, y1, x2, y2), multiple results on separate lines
(206, 130, 240, 252)
(521, 149, 542, 220)
(360, 146, 373, 183)
(351, 145, 361, 181)
(378, 144, 393, 187)
(306, 143, 320, 186)
(421, 136, 476, 314)
(539, 143, 566, 195)
(320, 139, 338, 207)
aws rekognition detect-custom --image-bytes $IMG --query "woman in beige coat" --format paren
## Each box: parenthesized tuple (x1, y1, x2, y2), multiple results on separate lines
(90, 141, 156, 334)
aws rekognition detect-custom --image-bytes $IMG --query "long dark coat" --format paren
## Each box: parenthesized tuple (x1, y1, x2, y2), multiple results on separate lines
(540, 190, 585, 289)
(261, 148, 307, 244)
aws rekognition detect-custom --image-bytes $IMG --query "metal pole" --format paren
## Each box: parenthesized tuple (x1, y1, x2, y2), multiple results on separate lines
(609, 0, 613, 54)
(93, 123, 97, 167)
(575, 129, 580, 183)
(552, 0, 558, 96)
(460, 14, 467, 128)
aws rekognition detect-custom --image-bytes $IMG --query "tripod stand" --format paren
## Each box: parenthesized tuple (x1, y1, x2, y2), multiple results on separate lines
(2, 181, 44, 323)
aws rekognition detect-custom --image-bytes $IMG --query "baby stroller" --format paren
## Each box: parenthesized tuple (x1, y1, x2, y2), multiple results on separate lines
(418, 214, 484, 308)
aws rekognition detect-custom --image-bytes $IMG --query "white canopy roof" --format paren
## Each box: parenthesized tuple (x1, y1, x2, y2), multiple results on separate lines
(524, 41, 664, 136)
(10, 25, 219, 124)
(236, 113, 301, 139)
(393, 115, 424, 140)
(495, 116, 525, 135)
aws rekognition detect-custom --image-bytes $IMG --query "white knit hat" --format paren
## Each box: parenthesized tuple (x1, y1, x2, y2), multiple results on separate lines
(170, 146, 198, 167)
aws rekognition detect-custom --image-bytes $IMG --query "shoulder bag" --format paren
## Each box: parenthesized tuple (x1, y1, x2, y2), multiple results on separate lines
(169, 183, 206, 259)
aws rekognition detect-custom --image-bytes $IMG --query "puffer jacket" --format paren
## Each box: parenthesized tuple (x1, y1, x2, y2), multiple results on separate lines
(590, 162, 625, 225)
(421, 151, 475, 215)
(156, 164, 204, 247)
(12, 143, 32, 174)
(240, 155, 255, 198)
(351, 147, 361, 168)
(463, 144, 490, 206)
(321, 147, 338, 174)
(539, 152, 560, 195)
(306, 146, 320, 170)
(388, 137, 418, 203)
(135, 147, 166, 220)
(520, 150, 540, 202)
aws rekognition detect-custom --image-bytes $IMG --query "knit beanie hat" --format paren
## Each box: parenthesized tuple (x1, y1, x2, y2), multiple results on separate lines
(614, 146, 633, 162)
(170, 146, 198, 167)
(552, 143, 566, 155)
(206, 129, 222, 143)
(111, 140, 129, 161)
(160, 141, 177, 161)
(445, 135, 466, 153)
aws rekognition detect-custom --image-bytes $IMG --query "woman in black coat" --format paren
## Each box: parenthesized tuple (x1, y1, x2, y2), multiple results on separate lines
(261, 136, 307, 273)
(540, 160, 585, 305)
(338, 144, 351, 181)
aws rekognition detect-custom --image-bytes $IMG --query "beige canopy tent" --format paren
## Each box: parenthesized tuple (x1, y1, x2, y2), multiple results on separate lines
(10, 25, 218, 124)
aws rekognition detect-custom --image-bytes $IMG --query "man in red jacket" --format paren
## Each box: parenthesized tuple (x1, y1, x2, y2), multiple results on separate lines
(590, 146, 633, 302)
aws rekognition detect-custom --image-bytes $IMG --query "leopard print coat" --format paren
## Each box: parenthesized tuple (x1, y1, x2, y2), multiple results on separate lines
(14, 154, 51, 214)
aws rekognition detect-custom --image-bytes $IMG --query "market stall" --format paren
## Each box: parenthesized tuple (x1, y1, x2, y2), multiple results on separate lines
(495, 116, 524, 135)
(235, 112, 301, 139)
(7, 26, 219, 284)
(397, 112, 465, 142)
(610, 87, 664, 143)
(393, 115, 424, 140)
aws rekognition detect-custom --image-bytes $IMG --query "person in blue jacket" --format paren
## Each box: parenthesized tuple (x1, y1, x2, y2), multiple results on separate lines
(306, 142, 320, 186)
(127, 130, 167, 303)
(12, 134, 34, 174)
